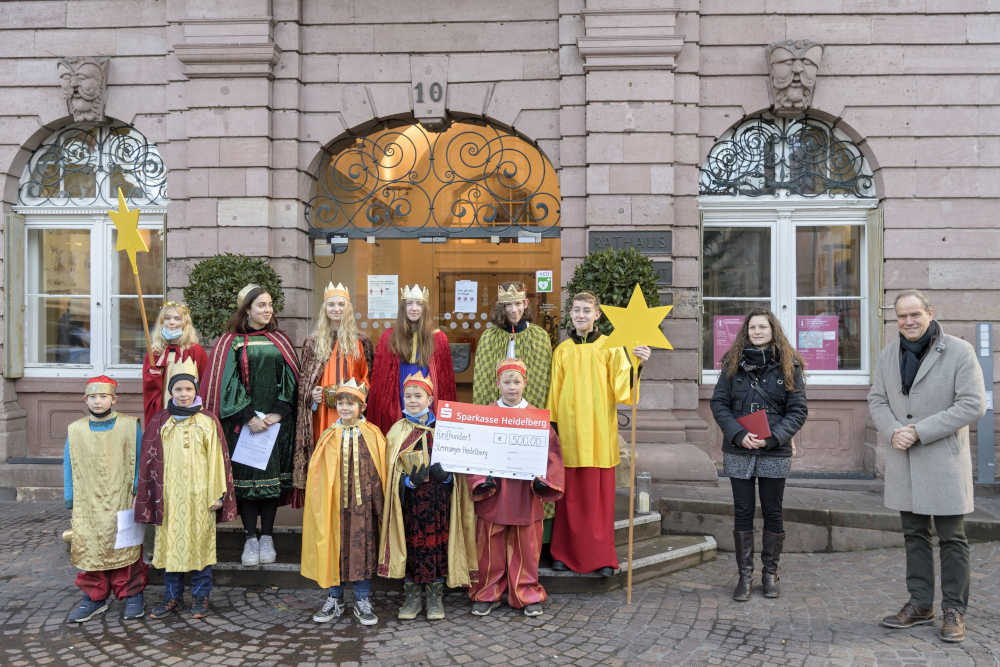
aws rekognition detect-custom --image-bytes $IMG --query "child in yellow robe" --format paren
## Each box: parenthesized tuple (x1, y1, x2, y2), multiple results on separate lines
(64, 375, 147, 623)
(135, 374, 237, 619)
(301, 379, 387, 626)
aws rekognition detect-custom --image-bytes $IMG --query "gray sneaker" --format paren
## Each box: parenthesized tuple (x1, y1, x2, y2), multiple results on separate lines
(471, 600, 501, 616)
(312, 596, 345, 623)
(68, 596, 108, 623)
(353, 596, 378, 626)
(241, 536, 260, 567)
(258, 535, 277, 564)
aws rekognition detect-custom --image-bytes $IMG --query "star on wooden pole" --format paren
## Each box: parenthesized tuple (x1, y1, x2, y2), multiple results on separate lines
(108, 188, 148, 273)
(599, 283, 673, 605)
(107, 187, 153, 356)
(600, 283, 673, 366)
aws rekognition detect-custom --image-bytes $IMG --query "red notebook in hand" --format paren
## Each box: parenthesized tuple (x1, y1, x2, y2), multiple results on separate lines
(736, 410, 771, 438)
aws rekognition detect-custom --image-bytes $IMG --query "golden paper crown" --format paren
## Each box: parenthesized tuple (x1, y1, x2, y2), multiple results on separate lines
(172, 357, 199, 379)
(496, 357, 528, 380)
(333, 378, 369, 404)
(497, 283, 527, 304)
(84, 375, 118, 396)
(324, 282, 350, 301)
(162, 301, 190, 318)
(400, 284, 429, 302)
(402, 371, 434, 396)
(237, 283, 262, 308)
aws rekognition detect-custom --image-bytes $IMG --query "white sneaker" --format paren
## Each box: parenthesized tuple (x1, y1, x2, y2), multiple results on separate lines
(241, 536, 260, 566)
(258, 535, 277, 564)
(353, 596, 378, 626)
(312, 596, 345, 623)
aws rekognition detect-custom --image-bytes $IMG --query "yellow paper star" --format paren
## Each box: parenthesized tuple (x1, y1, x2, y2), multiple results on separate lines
(107, 187, 147, 274)
(600, 284, 673, 365)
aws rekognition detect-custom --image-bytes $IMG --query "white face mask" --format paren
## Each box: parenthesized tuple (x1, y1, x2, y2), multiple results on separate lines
(161, 327, 182, 341)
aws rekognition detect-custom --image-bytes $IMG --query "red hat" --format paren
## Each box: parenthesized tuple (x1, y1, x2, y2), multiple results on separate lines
(84, 375, 118, 396)
(402, 371, 434, 397)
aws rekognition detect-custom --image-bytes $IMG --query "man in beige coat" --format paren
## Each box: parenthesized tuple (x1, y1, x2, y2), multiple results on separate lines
(868, 290, 987, 643)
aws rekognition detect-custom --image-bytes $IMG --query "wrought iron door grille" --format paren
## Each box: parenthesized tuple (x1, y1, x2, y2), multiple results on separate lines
(306, 119, 561, 239)
(699, 114, 874, 198)
(18, 123, 167, 207)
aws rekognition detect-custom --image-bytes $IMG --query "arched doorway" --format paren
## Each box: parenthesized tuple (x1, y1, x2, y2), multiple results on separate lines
(305, 118, 561, 401)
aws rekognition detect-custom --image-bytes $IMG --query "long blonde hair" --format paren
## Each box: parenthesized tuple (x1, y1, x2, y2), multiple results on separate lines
(151, 302, 199, 357)
(311, 296, 362, 360)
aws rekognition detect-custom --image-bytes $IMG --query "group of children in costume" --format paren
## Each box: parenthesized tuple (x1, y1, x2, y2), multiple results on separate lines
(63, 282, 644, 626)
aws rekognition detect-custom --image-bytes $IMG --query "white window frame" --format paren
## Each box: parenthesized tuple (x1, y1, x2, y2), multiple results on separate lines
(699, 196, 878, 386)
(18, 206, 166, 379)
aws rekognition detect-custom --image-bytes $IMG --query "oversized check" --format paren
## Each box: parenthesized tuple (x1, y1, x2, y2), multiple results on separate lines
(431, 401, 550, 479)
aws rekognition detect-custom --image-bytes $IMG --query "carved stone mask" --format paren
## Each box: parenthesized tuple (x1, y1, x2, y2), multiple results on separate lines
(57, 57, 109, 123)
(767, 41, 822, 118)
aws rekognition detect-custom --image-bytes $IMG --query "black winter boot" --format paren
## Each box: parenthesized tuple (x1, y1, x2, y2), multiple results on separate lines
(761, 530, 784, 599)
(732, 530, 754, 602)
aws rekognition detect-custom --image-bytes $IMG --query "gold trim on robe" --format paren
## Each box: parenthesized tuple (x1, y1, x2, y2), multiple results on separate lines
(300, 420, 387, 588)
(67, 414, 141, 571)
(377, 418, 478, 588)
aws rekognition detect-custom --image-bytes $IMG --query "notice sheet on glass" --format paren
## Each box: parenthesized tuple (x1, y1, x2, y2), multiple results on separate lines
(454, 280, 478, 313)
(431, 401, 550, 480)
(796, 315, 839, 370)
(713, 315, 745, 369)
(367, 275, 399, 319)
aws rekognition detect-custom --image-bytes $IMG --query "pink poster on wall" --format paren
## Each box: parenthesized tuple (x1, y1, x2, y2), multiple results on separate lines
(713, 315, 745, 369)
(796, 315, 839, 370)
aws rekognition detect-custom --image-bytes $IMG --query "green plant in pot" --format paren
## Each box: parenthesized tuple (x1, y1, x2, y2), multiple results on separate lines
(184, 253, 286, 342)
(562, 247, 660, 336)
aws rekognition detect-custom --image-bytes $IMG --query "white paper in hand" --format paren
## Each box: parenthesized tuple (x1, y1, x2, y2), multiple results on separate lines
(115, 509, 145, 549)
(231, 422, 281, 471)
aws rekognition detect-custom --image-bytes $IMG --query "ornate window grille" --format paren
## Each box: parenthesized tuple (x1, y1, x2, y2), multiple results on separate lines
(18, 123, 167, 208)
(699, 114, 874, 198)
(306, 119, 561, 239)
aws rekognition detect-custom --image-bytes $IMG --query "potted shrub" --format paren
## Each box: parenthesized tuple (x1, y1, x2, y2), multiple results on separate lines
(184, 253, 286, 342)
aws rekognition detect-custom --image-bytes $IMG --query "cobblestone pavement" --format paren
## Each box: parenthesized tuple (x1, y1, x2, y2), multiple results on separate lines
(2, 502, 999, 666)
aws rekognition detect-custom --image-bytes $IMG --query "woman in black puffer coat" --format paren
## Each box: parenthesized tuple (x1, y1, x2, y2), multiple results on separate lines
(710, 309, 807, 602)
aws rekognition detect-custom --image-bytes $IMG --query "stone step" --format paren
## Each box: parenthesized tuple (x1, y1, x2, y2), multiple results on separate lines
(156, 534, 717, 593)
(211, 506, 664, 559)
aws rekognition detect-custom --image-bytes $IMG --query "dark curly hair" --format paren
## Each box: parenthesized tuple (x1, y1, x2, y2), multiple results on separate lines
(490, 281, 534, 329)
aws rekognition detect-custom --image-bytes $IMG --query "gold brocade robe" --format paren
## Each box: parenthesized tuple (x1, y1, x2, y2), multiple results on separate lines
(67, 414, 141, 571)
(301, 421, 387, 588)
(547, 335, 635, 468)
(152, 412, 229, 572)
(377, 418, 478, 588)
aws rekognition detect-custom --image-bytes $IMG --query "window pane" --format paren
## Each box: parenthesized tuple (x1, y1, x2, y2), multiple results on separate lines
(703, 227, 771, 298)
(29, 297, 91, 363)
(796, 225, 861, 297)
(112, 297, 163, 365)
(112, 228, 164, 295)
(27, 229, 90, 295)
(702, 300, 771, 370)
(796, 299, 862, 370)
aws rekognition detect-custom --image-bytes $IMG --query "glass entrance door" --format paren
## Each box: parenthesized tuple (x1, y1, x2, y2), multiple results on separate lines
(312, 237, 560, 401)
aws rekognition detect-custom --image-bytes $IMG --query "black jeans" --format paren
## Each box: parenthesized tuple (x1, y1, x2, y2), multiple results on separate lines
(239, 498, 278, 537)
(900, 511, 969, 612)
(731, 476, 786, 533)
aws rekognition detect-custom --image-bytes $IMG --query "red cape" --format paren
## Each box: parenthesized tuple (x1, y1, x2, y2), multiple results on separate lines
(367, 328, 456, 435)
(134, 409, 238, 525)
(142, 344, 208, 428)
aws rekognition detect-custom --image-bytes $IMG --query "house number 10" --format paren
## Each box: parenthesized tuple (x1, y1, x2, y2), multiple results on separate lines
(414, 82, 443, 103)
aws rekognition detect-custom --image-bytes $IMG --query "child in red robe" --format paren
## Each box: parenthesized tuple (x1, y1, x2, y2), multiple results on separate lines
(468, 358, 564, 616)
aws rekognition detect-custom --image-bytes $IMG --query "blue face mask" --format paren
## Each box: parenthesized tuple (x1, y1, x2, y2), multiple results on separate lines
(403, 407, 434, 423)
(161, 327, 182, 341)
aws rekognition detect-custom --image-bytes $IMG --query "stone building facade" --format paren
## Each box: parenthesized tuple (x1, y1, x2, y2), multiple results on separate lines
(0, 0, 997, 496)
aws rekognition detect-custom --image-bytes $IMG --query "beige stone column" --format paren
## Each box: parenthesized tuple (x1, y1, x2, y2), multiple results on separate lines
(168, 0, 311, 341)
(568, 0, 715, 482)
